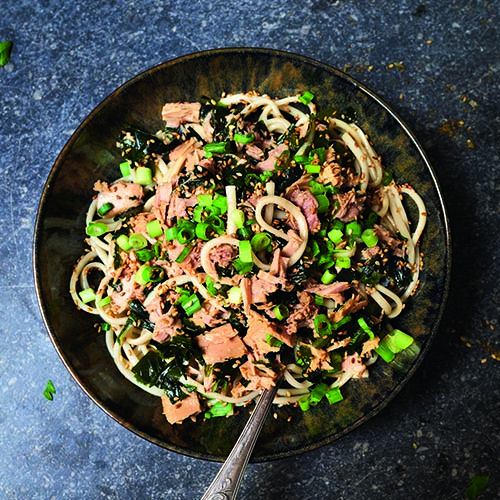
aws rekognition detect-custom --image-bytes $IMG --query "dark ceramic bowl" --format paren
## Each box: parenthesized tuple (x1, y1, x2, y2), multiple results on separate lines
(33, 48, 450, 462)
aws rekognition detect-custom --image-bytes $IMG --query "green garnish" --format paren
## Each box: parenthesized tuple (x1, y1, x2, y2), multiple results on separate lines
(0, 41, 13, 67)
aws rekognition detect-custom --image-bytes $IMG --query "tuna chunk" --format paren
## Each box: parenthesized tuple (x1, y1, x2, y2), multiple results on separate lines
(162, 102, 201, 127)
(196, 323, 248, 365)
(153, 308, 182, 342)
(288, 188, 321, 233)
(334, 190, 366, 222)
(161, 392, 201, 425)
(94, 181, 143, 218)
(239, 359, 276, 391)
(255, 143, 289, 172)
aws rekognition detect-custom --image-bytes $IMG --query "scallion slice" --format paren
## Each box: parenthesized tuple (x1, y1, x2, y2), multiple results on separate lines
(239, 240, 253, 263)
(273, 304, 289, 321)
(129, 233, 148, 249)
(116, 234, 131, 251)
(251, 233, 272, 252)
(86, 222, 109, 237)
(79, 288, 96, 303)
(120, 161, 131, 177)
(146, 219, 163, 238)
(361, 228, 379, 248)
(135, 166, 153, 185)
(97, 202, 114, 217)
(233, 132, 255, 144)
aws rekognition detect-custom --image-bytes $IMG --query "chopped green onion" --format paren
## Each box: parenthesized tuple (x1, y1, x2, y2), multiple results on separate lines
(305, 164, 321, 174)
(86, 222, 109, 237)
(197, 194, 213, 206)
(0, 40, 13, 67)
(331, 315, 351, 330)
(116, 234, 132, 251)
(346, 221, 362, 239)
(195, 223, 213, 241)
(361, 228, 379, 248)
(203, 141, 230, 155)
(237, 226, 252, 240)
(205, 401, 233, 419)
(233, 132, 255, 144)
(146, 219, 163, 238)
(98, 296, 112, 308)
(175, 245, 192, 263)
(375, 342, 395, 362)
(309, 180, 325, 195)
(299, 90, 314, 105)
(375, 329, 415, 363)
(227, 286, 242, 304)
(315, 194, 330, 213)
(230, 209, 246, 229)
(314, 294, 324, 306)
(207, 216, 225, 235)
(43, 379, 56, 401)
(293, 154, 309, 164)
(273, 304, 289, 321)
(181, 294, 202, 316)
(325, 386, 343, 404)
(321, 269, 336, 285)
(120, 161, 131, 177)
(79, 288, 96, 303)
(135, 248, 155, 262)
(177, 226, 195, 244)
(165, 227, 178, 241)
(101, 322, 111, 332)
(357, 317, 375, 339)
(314, 314, 332, 337)
(134, 265, 165, 285)
(298, 395, 310, 411)
(129, 233, 148, 249)
(381, 169, 393, 186)
(212, 195, 228, 214)
(309, 383, 328, 405)
(233, 258, 254, 274)
(135, 166, 153, 185)
(328, 228, 343, 245)
(251, 233, 272, 252)
(239, 240, 253, 263)
(266, 334, 284, 347)
(205, 275, 219, 296)
(335, 256, 351, 269)
(97, 202, 114, 217)
(309, 147, 326, 163)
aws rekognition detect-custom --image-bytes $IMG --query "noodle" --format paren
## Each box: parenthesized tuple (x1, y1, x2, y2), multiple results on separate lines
(70, 91, 427, 424)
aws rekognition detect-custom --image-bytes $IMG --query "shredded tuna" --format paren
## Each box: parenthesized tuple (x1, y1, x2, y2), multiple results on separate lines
(161, 392, 201, 425)
(239, 360, 276, 391)
(255, 143, 288, 172)
(162, 102, 201, 127)
(196, 324, 248, 365)
(288, 189, 321, 233)
(333, 189, 366, 222)
(153, 308, 181, 342)
(342, 353, 368, 378)
(209, 243, 238, 269)
(330, 294, 368, 323)
(243, 311, 281, 360)
(304, 282, 350, 303)
(94, 180, 143, 217)
(166, 195, 198, 221)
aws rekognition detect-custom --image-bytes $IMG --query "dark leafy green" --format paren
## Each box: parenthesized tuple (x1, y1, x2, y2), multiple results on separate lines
(132, 335, 204, 403)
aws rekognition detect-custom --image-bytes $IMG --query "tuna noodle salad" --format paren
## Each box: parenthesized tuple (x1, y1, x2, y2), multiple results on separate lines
(71, 91, 427, 425)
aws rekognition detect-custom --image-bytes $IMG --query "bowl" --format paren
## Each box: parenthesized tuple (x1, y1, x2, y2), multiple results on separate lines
(33, 48, 451, 462)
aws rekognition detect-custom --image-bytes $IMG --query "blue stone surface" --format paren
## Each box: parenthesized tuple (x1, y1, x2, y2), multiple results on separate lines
(1, 1, 499, 498)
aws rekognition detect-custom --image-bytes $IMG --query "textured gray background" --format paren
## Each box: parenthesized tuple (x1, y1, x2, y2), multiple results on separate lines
(1, 0, 499, 499)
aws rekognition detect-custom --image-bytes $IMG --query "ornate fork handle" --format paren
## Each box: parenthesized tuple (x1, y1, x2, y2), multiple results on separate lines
(200, 376, 282, 500)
